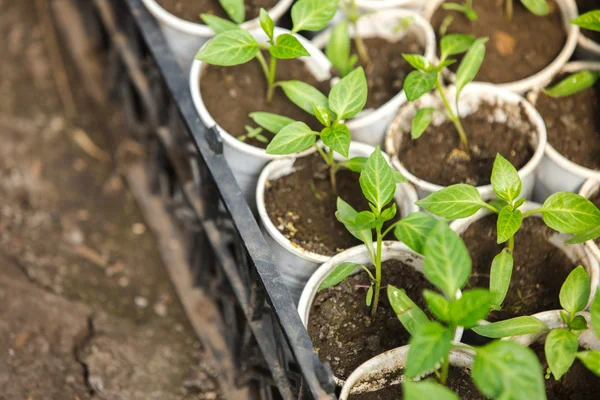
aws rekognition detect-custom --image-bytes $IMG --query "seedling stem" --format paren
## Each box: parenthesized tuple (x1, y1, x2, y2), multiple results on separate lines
(435, 79, 469, 150)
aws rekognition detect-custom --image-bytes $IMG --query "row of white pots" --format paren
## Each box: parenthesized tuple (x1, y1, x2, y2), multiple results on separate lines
(338, 311, 600, 398)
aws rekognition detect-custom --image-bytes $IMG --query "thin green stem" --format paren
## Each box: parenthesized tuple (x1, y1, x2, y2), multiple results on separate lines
(314, 144, 329, 165)
(382, 220, 403, 238)
(481, 202, 500, 214)
(266, 55, 277, 103)
(328, 151, 337, 194)
(521, 208, 542, 218)
(440, 354, 450, 386)
(346, 0, 370, 65)
(508, 235, 515, 254)
(371, 227, 383, 317)
(255, 52, 270, 84)
(435, 79, 469, 151)
(505, 0, 513, 22)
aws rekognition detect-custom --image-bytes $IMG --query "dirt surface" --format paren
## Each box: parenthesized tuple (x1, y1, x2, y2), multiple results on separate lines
(532, 342, 600, 400)
(577, 0, 600, 44)
(591, 190, 600, 247)
(0, 1, 220, 399)
(461, 216, 579, 320)
(264, 152, 400, 256)
(535, 79, 600, 170)
(431, 0, 566, 84)
(398, 101, 534, 187)
(347, 35, 423, 110)
(156, 0, 278, 23)
(308, 259, 432, 380)
(349, 367, 485, 400)
(200, 52, 327, 148)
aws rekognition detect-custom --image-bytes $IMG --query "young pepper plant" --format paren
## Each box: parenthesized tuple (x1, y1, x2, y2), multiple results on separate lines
(386, 220, 547, 400)
(402, 34, 487, 153)
(505, 0, 549, 22)
(412, 153, 600, 310)
(542, 70, 599, 98)
(442, 0, 478, 21)
(337, 0, 371, 65)
(249, 66, 368, 192)
(317, 146, 406, 316)
(196, 0, 338, 103)
(473, 266, 600, 380)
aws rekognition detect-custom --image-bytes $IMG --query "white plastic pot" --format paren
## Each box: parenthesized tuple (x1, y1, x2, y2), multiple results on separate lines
(312, 9, 436, 147)
(450, 201, 600, 309)
(579, 179, 600, 264)
(526, 62, 600, 201)
(385, 83, 547, 200)
(355, 0, 427, 12)
(338, 345, 475, 398)
(256, 142, 418, 302)
(422, 0, 579, 94)
(141, 0, 294, 71)
(576, 27, 600, 61)
(297, 241, 464, 385)
(190, 27, 331, 206)
(509, 311, 600, 351)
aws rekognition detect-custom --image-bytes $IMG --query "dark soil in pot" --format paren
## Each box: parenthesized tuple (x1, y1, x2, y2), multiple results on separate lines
(577, 0, 600, 44)
(461, 216, 579, 320)
(265, 153, 401, 256)
(591, 189, 600, 247)
(430, 0, 566, 84)
(332, 35, 423, 110)
(531, 342, 600, 400)
(156, 0, 278, 23)
(308, 259, 432, 380)
(200, 52, 328, 148)
(535, 77, 600, 170)
(398, 101, 534, 186)
(349, 366, 485, 400)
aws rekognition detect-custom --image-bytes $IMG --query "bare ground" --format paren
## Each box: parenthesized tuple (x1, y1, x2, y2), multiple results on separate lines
(0, 1, 221, 399)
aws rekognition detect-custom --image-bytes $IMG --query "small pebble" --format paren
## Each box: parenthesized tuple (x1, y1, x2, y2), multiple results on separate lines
(134, 296, 148, 308)
(132, 223, 146, 235)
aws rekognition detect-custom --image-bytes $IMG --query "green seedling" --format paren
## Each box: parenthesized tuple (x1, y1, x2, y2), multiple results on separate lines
(571, 10, 600, 32)
(318, 146, 406, 316)
(238, 125, 269, 143)
(325, 21, 359, 78)
(411, 153, 600, 310)
(402, 34, 487, 153)
(251, 67, 368, 192)
(200, 0, 245, 26)
(387, 221, 547, 399)
(196, 0, 338, 103)
(338, 0, 372, 66)
(505, 0, 549, 22)
(543, 70, 599, 98)
(473, 267, 600, 381)
(442, 0, 478, 21)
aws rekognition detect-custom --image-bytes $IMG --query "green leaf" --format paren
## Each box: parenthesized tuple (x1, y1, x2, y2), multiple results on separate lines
(318, 262, 359, 290)
(381, 203, 397, 222)
(491, 154, 522, 203)
(249, 112, 294, 134)
(279, 81, 329, 116)
(291, 0, 338, 33)
(592, 293, 600, 337)
(423, 289, 450, 323)
(265, 121, 317, 154)
(520, 0, 549, 16)
(455, 37, 487, 101)
(423, 220, 472, 299)
(195, 30, 259, 66)
(440, 33, 475, 60)
(543, 71, 599, 98)
(437, 59, 457, 70)
(496, 206, 523, 244)
(404, 70, 437, 101)
(269, 34, 310, 59)
(566, 225, 600, 244)
(355, 211, 378, 230)
(489, 249, 513, 307)
(406, 321, 453, 378)
(571, 10, 600, 32)
(387, 285, 429, 336)
(338, 157, 367, 172)
(559, 266, 591, 315)
(366, 285, 373, 306)
(403, 380, 460, 400)
(472, 316, 548, 338)
(321, 124, 351, 158)
(570, 315, 588, 331)
(473, 341, 546, 400)
(411, 108, 435, 139)
(576, 351, 600, 376)
(313, 104, 331, 127)
(328, 67, 368, 120)
(515, 197, 526, 209)
(218, 0, 245, 24)
(393, 212, 438, 254)
(326, 21, 354, 77)
(359, 147, 396, 213)
(200, 14, 240, 34)
(402, 54, 432, 71)
(259, 8, 274, 39)
(416, 184, 485, 219)
(392, 170, 407, 183)
(541, 192, 600, 234)
(450, 289, 494, 329)
(545, 328, 578, 380)
(336, 198, 373, 246)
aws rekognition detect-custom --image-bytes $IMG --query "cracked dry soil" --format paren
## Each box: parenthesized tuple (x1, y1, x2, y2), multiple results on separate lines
(0, 1, 221, 399)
